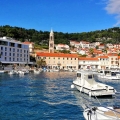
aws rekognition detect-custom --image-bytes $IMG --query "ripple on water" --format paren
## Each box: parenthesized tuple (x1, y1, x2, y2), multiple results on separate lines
(2, 72, 120, 120)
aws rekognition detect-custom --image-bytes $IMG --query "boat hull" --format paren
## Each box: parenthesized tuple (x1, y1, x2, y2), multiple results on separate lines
(73, 83, 115, 97)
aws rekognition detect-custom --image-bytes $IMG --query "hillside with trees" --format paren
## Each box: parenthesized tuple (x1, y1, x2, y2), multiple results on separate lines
(0, 25, 120, 46)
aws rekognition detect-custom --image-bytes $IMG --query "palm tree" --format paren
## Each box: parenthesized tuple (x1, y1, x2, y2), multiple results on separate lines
(36, 59, 46, 68)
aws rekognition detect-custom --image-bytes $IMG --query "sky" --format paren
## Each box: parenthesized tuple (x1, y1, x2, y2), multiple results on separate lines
(0, 0, 120, 33)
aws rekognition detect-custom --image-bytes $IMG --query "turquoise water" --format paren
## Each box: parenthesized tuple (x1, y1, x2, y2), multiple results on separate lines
(0, 72, 120, 120)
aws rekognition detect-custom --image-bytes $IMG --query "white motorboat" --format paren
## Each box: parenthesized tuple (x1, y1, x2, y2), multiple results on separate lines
(8, 70, 16, 75)
(34, 69, 41, 74)
(18, 70, 25, 75)
(0, 70, 4, 73)
(97, 70, 120, 80)
(83, 105, 120, 120)
(71, 70, 116, 97)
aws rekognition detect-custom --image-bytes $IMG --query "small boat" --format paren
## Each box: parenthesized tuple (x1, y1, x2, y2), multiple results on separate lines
(71, 70, 116, 97)
(8, 70, 16, 75)
(0, 70, 4, 73)
(83, 105, 120, 120)
(18, 70, 24, 75)
(34, 69, 41, 74)
(97, 70, 120, 80)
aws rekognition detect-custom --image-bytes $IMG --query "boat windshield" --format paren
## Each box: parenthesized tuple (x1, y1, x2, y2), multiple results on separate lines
(88, 75, 93, 79)
(111, 72, 116, 76)
(77, 73, 81, 77)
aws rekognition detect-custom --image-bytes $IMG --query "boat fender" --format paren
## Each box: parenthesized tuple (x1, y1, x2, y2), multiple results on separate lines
(80, 87, 82, 92)
(71, 84, 74, 89)
(105, 86, 109, 91)
(89, 91, 91, 97)
(114, 89, 117, 93)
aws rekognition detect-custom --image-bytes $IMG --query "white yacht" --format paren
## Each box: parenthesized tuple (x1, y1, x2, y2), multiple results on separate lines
(97, 70, 120, 80)
(71, 70, 116, 97)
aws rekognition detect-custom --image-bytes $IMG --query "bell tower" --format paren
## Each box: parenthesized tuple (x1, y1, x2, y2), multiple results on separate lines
(49, 29, 54, 53)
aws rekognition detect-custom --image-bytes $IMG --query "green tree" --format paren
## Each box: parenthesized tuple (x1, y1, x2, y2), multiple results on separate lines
(89, 48, 94, 56)
(36, 59, 46, 68)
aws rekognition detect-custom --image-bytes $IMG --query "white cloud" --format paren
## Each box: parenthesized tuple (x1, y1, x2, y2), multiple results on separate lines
(105, 0, 120, 26)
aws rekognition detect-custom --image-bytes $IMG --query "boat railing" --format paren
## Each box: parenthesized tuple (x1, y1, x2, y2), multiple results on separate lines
(92, 92, 120, 118)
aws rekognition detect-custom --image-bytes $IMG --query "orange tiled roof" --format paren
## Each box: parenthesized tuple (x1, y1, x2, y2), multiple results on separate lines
(23, 41, 33, 44)
(36, 52, 78, 58)
(98, 56, 108, 58)
(107, 53, 118, 56)
(79, 57, 98, 61)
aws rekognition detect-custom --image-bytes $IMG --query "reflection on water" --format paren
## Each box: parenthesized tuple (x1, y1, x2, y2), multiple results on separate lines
(72, 89, 119, 111)
(0, 72, 120, 120)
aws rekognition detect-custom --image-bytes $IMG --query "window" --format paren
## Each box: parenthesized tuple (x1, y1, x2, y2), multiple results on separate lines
(9, 42, 15, 47)
(18, 44, 22, 48)
(88, 75, 92, 79)
(13, 48, 15, 52)
(77, 73, 81, 77)
(50, 43, 53, 47)
(5, 47, 7, 51)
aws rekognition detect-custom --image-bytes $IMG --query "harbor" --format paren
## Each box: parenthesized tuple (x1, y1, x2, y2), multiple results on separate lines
(0, 71, 120, 119)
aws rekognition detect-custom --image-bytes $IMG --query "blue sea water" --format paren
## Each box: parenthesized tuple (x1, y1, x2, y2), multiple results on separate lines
(0, 72, 120, 120)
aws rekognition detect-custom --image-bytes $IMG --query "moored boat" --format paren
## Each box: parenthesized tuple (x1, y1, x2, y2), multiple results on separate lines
(71, 70, 116, 97)
(0, 70, 4, 73)
(97, 69, 120, 80)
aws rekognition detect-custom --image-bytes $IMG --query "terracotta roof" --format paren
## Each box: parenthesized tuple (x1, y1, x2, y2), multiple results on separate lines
(107, 53, 118, 56)
(98, 56, 108, 58)
(36, 52, 78, 58)
(23, 41, 33, 44)
(79, 57, 98, 61)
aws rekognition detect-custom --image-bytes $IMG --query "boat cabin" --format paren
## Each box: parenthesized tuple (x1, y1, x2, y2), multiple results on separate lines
(77, 71, 96, 85)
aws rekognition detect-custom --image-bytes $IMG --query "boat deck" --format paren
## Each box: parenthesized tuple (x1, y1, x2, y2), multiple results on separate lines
(104, 109, 120, 118)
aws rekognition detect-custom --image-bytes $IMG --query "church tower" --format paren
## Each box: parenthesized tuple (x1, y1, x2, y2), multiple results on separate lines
(49, 29, 54, 53)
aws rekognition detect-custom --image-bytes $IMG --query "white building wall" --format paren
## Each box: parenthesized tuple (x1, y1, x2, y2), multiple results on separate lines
(0, 37, 30, 64)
